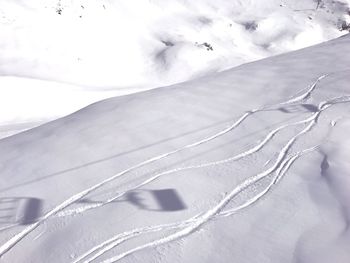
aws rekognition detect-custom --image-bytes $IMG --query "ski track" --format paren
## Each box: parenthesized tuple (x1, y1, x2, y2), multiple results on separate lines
(59, 75, 337, 218)
(0, 75, 332, 257)
(262, 74, 327, 108)
(74, 96, 350, 263)
(97, 112, 320, 263)
(57, 75, 328, 218)
(218, 145, 319, 218)
(71, 215, 200, 263)
(77, 95, 350, 263)
(59, 113, 316, 218)
(74, 145, 318, 263)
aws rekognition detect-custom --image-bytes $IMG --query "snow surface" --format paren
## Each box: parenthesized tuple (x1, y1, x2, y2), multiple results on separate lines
(0, 32, 350, 262)
(1, 0, 350, 138)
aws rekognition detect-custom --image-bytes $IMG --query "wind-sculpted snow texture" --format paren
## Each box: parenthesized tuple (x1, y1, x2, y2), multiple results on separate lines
(0, 34, 350, 262)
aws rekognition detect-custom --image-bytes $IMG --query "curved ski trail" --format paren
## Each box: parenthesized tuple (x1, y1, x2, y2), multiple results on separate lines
(74, 145, 319, 263)
(76, 95, 350, 263)
(59, 75, 329, 218)
(60, 113, 316, 218)
(97, 112, 319, 263)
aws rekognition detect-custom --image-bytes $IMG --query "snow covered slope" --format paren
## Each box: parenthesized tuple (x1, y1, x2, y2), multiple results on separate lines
(1, 0, 350, 138)
(0, 33, 349, 262)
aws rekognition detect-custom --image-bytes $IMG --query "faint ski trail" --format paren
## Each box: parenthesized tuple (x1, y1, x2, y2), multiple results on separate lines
(98, 117, 319, 263)
(82, 96, 350, 263)
(72, 215, 201, 263)
(0, 109, 251, 257)
(68, 96, 347, 263)
(72, 145, 318, 263)
(270, 75, 327, 106)
(58, 75, 328, 218)
(0, 75, 328, 257)
(218, 145, 319, 218)
(59, 113, 316, 218)
(74, 146, 320, 263)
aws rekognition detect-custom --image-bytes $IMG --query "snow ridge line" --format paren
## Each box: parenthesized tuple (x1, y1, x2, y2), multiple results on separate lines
(0, 75, 326, 257)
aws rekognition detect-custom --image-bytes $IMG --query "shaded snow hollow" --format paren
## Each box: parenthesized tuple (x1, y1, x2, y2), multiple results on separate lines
(0, 33, 350, 262)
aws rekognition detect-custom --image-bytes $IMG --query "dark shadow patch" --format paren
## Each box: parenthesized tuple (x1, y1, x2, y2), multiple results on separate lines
(80, 189, 186, 212)
(18, 198, 43, 225)
(276, 103, 318, 113)
(301, 104, 318, 112)
(0, 197, 43, 225)
(195, 42, 213, 51)
(278, 107, 290, 113)
(320, 154, 330, 175)
(198, 16, 213, 25)
(151, 189, 186, 211)
(243, 21, 258, 31)
(125, 192, 148, 210)
(161, 40, 174, 47)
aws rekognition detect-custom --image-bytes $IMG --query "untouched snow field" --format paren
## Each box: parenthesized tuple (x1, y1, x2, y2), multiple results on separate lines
(1, 0, 350, 137)
(0, 31, 350, 262)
